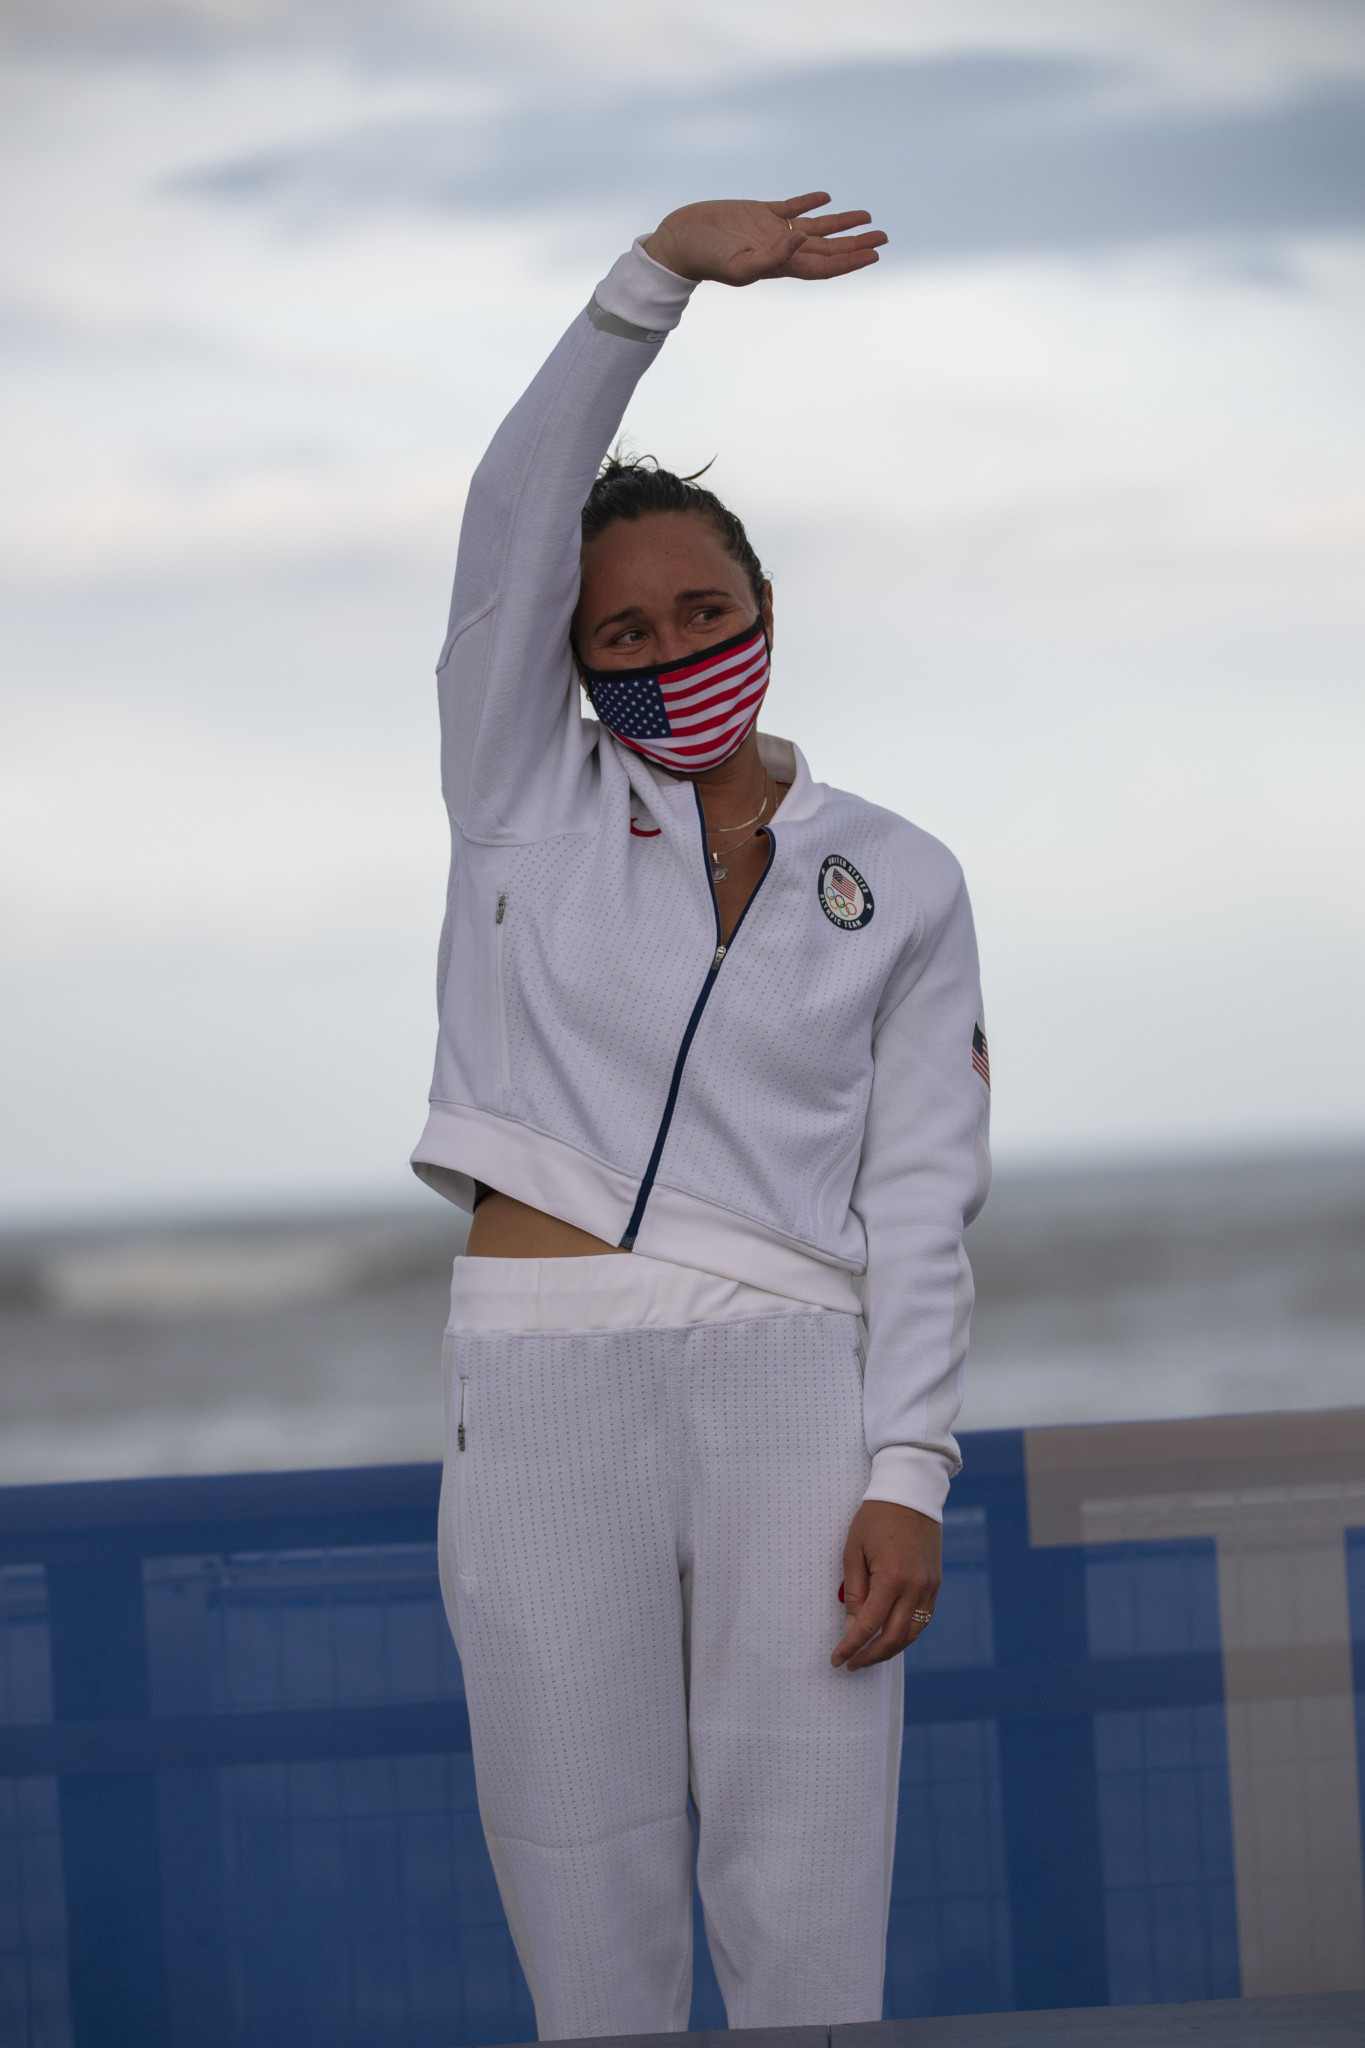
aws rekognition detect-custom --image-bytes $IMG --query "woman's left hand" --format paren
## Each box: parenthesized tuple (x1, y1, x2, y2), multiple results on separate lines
(643, 194, 886, 288)
(832, 1501, 942, 1671)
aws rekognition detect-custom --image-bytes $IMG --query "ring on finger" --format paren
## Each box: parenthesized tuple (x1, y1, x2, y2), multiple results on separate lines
(912, 1609, 933, 1626)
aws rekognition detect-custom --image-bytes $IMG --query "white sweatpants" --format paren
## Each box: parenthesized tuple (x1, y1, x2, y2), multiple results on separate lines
(438, 1254, 902, 2041)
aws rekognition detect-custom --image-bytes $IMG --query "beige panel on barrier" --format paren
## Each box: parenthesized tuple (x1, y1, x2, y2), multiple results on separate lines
(1025, 1410, 1365, 1999)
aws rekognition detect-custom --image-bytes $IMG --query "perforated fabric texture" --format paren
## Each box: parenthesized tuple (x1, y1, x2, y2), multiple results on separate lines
(503, 798, 709, 1171)
(438, 1305, 900, 2039)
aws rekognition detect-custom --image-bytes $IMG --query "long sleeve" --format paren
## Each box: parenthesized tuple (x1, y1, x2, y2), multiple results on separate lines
(437, 241, 696, 847)
(850, 858, 991, 1522)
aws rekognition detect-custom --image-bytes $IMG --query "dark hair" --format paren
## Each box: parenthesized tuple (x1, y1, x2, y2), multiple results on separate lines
(581, 453, 767, 611)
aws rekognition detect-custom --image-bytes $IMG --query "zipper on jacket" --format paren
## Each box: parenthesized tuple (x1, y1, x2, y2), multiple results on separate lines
(456, 1374, 468, 1452)
(619, 788, 775, 1249)
(493, 893, 512, 1091)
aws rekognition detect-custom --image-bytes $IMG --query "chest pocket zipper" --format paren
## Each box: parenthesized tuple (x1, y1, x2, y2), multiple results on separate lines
(493, 893, 512, 1093)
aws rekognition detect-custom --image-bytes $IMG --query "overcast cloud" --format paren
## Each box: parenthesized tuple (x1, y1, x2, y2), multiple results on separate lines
(172, 57, 1365, 252)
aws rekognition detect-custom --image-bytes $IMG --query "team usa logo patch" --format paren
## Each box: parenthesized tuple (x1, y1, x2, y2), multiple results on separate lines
(972, 1023, 991, 1088)
(818, 855, 874, 930)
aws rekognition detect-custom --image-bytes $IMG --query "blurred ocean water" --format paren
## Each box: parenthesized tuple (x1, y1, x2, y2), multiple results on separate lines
(1, 1150, 1361, 1485)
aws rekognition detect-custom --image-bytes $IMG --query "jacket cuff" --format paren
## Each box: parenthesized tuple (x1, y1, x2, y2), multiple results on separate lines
(590, 238, 698, 339)
(862, 1445, 955, 1522)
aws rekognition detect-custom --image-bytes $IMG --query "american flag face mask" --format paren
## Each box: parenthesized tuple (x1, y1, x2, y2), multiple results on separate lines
(579, 619, 770, 774)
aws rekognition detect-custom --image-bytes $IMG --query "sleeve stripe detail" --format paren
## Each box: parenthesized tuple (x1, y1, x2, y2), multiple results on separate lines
(586, 294, 666, 344)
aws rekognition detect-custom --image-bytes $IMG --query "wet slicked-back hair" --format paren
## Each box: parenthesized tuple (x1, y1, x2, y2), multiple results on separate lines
(581, 453, 767, 611)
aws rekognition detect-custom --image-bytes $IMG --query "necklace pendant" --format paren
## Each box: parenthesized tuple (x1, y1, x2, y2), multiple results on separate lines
(710, 857, 729, 883)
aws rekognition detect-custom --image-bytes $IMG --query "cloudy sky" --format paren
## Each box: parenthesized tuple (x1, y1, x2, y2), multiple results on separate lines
(2, 0, 1363, 1219)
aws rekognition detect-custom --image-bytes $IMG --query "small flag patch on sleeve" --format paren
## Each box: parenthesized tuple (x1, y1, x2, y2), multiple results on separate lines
(972, 1023, 991, 1088)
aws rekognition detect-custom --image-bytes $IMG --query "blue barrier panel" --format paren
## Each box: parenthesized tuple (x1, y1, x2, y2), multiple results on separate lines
(0, 1422, 1361, 2048)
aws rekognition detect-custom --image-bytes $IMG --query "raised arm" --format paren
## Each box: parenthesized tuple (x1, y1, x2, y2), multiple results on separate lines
(437, 195, 886, 843)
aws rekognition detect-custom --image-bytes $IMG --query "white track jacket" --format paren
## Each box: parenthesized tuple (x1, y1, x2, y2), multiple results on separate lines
(412, 240, 991, 1519)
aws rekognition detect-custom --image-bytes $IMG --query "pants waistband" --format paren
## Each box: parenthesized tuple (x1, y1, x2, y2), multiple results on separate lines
(447, 1252, 852, 1335)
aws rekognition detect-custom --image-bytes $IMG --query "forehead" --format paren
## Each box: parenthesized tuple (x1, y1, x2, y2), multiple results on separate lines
(579, 510, 742, 593)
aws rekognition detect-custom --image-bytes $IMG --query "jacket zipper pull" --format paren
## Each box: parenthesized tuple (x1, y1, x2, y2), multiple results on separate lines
(457, 1376, 468, 1452)
(495, 893, 507, 925)
(712, 944, 726, 969)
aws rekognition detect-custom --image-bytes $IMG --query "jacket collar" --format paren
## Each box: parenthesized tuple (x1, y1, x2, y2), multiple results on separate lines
(758, 732, 825, 825)
(628, 729, 827, 826)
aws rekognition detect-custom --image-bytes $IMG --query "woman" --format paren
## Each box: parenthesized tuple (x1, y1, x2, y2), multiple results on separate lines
(412, 193, 990, 2038)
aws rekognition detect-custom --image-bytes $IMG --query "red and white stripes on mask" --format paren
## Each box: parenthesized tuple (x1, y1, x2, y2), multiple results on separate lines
(580, 619, 770, 773)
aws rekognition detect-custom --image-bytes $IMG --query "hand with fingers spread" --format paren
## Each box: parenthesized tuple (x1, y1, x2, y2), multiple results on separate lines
(832, 1500, 942, 1672)
(643, 191, 887, 288)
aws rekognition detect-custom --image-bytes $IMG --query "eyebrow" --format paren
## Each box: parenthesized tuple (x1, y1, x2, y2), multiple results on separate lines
(591, 590, 733, 635)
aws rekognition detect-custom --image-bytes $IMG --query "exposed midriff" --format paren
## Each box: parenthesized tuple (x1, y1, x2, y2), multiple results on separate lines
(464, 1191, 628, 1259)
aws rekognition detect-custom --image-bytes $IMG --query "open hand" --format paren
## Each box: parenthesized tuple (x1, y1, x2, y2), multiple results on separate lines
(643, 192, 886, 287)
(832, 1500, 942, 1671)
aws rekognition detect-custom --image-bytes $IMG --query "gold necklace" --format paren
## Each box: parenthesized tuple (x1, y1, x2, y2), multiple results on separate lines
(705, 778, 773, 883)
